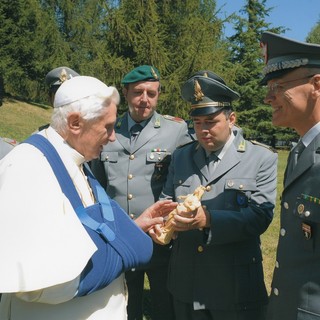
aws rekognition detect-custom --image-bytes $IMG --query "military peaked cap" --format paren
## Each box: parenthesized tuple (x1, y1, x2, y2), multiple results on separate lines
(260, 31, 320, 84)
(121, 65, 160, 84)
(181, 70, 240, 116)
(45, 66, 80, 88)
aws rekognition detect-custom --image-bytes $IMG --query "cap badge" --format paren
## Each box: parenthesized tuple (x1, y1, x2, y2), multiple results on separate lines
(151, 67, 158, 80)
(203, 72, 208, 77)
(194, 80, 204, 101)
(59, 68, 68, 83)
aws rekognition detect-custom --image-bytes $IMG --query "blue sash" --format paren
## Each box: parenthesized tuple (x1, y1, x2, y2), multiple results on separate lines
(23, 134, 153, 296)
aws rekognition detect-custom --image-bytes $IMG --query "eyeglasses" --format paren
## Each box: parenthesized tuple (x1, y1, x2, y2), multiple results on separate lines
(265, 74, 315, 95)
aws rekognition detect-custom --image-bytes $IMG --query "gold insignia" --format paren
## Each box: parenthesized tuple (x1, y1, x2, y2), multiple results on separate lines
(154, 118, 161, 127)
(203, 72, 208, 77)
(297, 204, 305, 215)
(59, 68, 68, 83)
(194, 80, 204, 101)
(237, 140, 246, 152)
(151, 67, 158, 80)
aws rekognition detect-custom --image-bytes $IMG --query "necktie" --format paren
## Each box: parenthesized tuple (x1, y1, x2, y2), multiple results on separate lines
(130, 123, 143, 146)
(206, 153, 219, 174)
(286, 141, 305, 177)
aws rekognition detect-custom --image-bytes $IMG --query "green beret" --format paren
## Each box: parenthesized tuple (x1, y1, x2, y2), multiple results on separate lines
(260, 32, 320, 84)
(181, 70, 240, 117)
(121, 65, 160, 84)
(45, 66, 80, 88)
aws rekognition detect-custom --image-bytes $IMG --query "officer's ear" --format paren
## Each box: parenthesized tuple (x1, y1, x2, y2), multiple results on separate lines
(228, 112, 236, 126)
(312, 74, 320, 98)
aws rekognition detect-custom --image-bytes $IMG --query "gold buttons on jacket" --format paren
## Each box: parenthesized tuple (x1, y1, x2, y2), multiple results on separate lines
(239, 184, 244, 190)
(283, 202, 289, 210)
(129, 213, 135, 219)
(205, 185, 211, 191)
(129, 154, 135, 160)
(128, 194, 133, 200)
(275, 260, 279, 268)
(273, 288, 279, 296)
(197, 246, 204, 253)
(280, 228, 286, 236)
(128, 174, 133, 179)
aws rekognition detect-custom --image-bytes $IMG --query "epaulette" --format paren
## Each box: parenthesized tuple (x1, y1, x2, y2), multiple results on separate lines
(116, 113, 125, 128)
(177, 140, 197, 149)
(2, 137, 18, 146)
(162, 115, 184, 123)
(251, 140, 277, 153)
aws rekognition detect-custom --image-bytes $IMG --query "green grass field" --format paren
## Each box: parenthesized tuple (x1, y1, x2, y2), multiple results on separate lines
(0, 97, 287, 311)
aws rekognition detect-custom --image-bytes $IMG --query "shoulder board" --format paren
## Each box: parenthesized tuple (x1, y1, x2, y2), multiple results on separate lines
(2, 137, 18, 146)
(250, 140, 277, 153)
(177, 140, 197, 149)
(116, 113, 125, 128)
(162, 115, 184, 123)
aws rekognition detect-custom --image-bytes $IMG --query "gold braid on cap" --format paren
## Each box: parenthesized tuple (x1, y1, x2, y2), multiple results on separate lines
(194, 80, 204, 101)
(191, 101, 231, 109)
(59, 68, 68, 83)
(151, 67, 158, 80)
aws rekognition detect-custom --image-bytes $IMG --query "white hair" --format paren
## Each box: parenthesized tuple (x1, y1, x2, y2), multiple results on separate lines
(51, 78, 120, 133)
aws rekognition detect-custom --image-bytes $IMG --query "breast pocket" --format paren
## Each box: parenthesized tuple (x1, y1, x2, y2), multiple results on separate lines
(224, 178, 257, 210)
(146, 151, 171, 182)
(100, 151, 119, 181)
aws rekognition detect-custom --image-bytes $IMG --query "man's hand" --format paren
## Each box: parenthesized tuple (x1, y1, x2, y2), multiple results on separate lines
(135, 200, 178, 232)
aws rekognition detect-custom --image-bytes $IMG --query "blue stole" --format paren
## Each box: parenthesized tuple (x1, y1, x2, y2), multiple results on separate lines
(23, 134, 153, 296)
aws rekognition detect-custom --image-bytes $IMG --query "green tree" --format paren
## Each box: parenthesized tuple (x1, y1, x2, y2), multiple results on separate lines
(306, 21, 320, 44)
(226, 0, 287, 144)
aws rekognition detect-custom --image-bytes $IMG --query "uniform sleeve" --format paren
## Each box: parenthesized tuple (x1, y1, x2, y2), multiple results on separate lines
(208, 150, 278, 245)
(176, 121, 193, 147)
(159, 150, 176, 201)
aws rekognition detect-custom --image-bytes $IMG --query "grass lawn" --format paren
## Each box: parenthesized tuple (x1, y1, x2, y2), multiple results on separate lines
(0, 98, 288, 318)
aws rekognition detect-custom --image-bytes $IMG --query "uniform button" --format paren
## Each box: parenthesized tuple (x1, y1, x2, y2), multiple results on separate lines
(197, 246, 204, 253)
(275, 260, 279, 268)
(239, 184, 244, 190)
(206, 185, 211, 191)
(273, 288, 279, 296)
(129, 213, 135, 219)
(128, 174, 133, 179)
(280, 228, 286, 236)
(252, 257, 256, 262)
(178, 180, 182, 184)
(227, 180, 234, 187)
(283, 202, 289, 210)
(128, 194, 133, 200)
(129, 154, 135, 160)
(149, 153, 155, 160)
(105, 155, 109, 160)
(304, 211, 311, 217)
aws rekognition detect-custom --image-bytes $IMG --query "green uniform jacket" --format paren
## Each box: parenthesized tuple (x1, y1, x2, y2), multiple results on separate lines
(267, 132, 320, 320)
(160, 132, 278, 312)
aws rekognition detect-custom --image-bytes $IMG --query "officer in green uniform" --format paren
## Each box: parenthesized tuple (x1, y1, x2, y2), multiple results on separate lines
(91, 65, 191, 320)
(261, 32, 320, 320)
(159, 70, 278, 320)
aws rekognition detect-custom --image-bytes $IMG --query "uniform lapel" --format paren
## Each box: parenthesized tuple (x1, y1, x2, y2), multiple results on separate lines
(131, 113, 159, 152)
(115, 113, 131, 153)
(284, 135, 320, 189)
(209, 142, 240, 183)
(193, 145, 210, 181)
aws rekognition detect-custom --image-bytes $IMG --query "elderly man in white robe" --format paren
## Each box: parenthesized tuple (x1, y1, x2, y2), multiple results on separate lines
(0, 76, 176, 320)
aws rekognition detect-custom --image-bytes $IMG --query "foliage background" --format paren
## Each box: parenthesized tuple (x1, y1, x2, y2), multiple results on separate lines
(2, 0, 319, 143)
